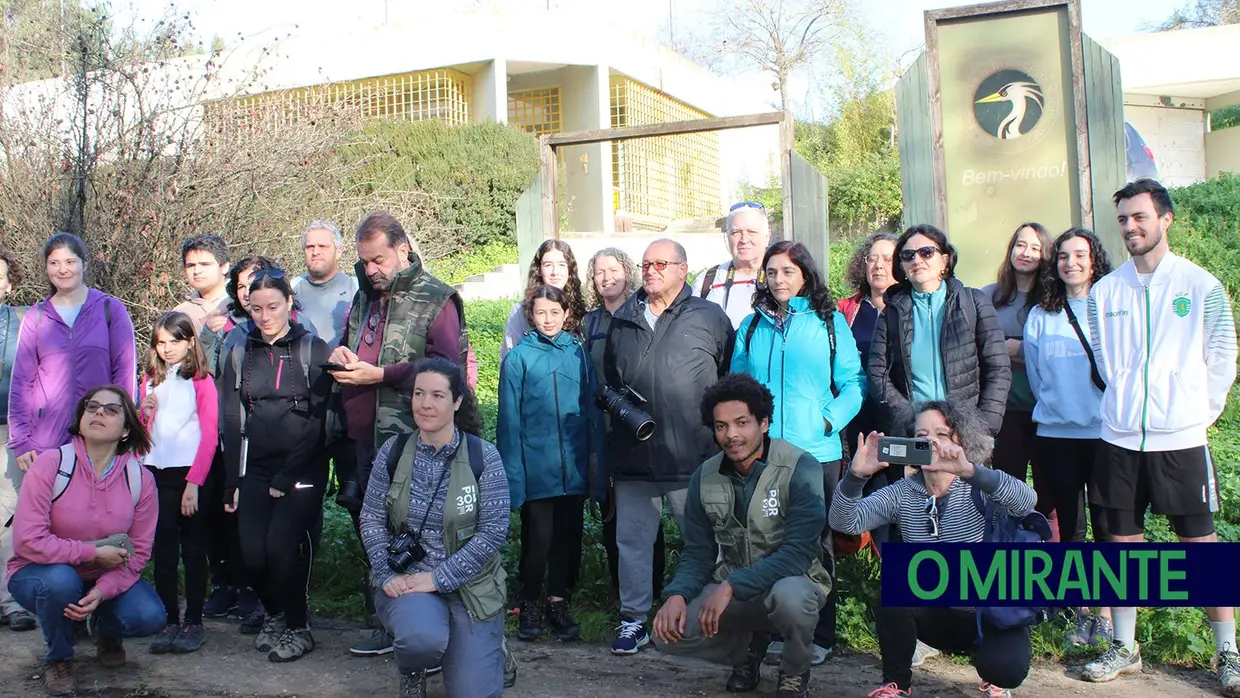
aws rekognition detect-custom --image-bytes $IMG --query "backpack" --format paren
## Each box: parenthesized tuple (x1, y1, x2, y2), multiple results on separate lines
(970, 486, 1054, 635)
(34, 296, 112, 330)
(697, 264, 723, 298)
(3, 443, 143, 529)
(227, 332, 313, 441)
(385, 432, 485, 483)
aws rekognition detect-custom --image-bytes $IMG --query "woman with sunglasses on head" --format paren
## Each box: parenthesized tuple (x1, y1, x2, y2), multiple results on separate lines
(500, 240, 587, 363)
(730, 240, 865, 668)
(218, 267, 333, 664)
(867, 225, 1011, 438)
(7, 386, 164, 696)
(829, 401, 1036, 698)
(1022, 228, 1115, 649)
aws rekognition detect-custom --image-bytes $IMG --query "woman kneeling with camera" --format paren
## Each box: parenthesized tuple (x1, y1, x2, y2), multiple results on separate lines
(359, 358, 513, 698)
(828, 401, 1036, 698)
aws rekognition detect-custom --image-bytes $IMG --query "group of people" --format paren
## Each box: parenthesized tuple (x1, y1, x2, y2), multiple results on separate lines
(0, 176, 1236, 698)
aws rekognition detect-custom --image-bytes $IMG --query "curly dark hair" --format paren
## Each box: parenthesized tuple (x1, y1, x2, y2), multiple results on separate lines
(1038, 228, 1113, 313)
(524, 284, 569, 328)
(892, 224, 959, 290)
(845, 232, 898, 297)
(899, 400, 993, 466)
(226, 254, 279, 318)
(524, 239, 586, 334)
(405, 357, 484, 437)
(751, 240, 835, 324)
(699, 373, 775, 428)
(0, 244, 21, 290)
(991, 222, 1051, 315)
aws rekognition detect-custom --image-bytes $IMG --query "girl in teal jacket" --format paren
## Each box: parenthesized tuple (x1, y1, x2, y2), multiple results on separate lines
(497, 285, 602, 644)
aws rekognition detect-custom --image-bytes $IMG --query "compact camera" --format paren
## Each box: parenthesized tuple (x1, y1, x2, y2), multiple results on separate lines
(387, 531, 427, 573)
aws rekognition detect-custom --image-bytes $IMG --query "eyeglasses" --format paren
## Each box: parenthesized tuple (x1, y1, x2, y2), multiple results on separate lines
(252, 267, 287, 282)
(642, 260, 682, 273)
(899, 246, 940, 263)
(363, 310, 381, 346)
(865, 253, 893, 266)
(925, 496, 941, 538)
(729, 201, 765, 212)
(85, 401, 124, 417)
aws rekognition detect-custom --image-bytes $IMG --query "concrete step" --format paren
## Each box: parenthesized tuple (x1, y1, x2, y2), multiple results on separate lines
(455, 263, 522, 301)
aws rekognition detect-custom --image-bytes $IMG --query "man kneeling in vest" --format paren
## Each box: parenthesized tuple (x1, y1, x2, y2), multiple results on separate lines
(653, 373, 830, 698)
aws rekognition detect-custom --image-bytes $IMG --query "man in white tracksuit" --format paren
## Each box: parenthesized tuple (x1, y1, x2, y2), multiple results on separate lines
(1082, 178, 1239, 697)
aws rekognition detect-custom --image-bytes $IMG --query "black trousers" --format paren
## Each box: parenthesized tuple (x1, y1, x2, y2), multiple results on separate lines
(875, 600, 1032, 691)
(844, 401, 903, 547)
(993, 410, 1060, 541)
(236, 469, 325, 630)
(519, 496, 585, 602)
(1033, 436, 1110, 544)
(149, 466, 210, 625)
(603, 503, 665, 600)
(202, 454, 243, 589)
(347, 438, 377, 620)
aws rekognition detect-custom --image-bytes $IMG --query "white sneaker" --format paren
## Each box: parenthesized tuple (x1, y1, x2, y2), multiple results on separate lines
(911, 640, 940, 668)
(812, 643, 832, 665)
(764, 640, 784, 666)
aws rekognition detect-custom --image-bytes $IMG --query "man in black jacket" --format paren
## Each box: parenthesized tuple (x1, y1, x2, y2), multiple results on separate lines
(603, 238, 735, 656)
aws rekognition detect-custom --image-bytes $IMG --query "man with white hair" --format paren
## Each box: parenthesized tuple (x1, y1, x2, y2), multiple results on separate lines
(292, 220, 358, 348)
(692, 202, 773, 329)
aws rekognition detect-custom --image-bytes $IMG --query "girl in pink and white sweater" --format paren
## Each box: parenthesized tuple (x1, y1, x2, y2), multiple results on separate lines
(138, 311, 219, 654)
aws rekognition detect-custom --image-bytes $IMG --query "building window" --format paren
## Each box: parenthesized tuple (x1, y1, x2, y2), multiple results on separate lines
(609, 76, 720, 229)
(508, 87, 562, 135)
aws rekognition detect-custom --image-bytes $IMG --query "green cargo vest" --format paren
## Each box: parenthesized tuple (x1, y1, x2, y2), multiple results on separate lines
(331, 252, 468, 447)
(385, 430, 508, 621)
(697, 439, 832, 598)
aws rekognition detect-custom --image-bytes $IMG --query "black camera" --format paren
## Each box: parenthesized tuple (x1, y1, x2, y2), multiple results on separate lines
(387, 531, 427, 573)
(596, 385, 655, 441)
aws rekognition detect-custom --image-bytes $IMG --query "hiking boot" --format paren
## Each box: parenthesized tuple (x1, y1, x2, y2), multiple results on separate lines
(171, 623, 206, 653)
(268, 628, 315, 662)
(980, 681, 1013, 697)
(775, 670, 810, 698)
(1064, 612, 1096, 647)
(1215, 645, 1240, 698)
(545, 599, 580, 641)
(1090, 616, 1114, 646)
(149, 624, 179, 654)
(725, 655, 762, 692)
(517, 599, 544, 641)
(3, 609, 37, 631)
(764, 640, 784, 666)
(611, 617, 649, 655)
(202, 585, 238, 618)
(231, 587, 262, 619)
(811, 643, 832, 665)
(911, 640, 940, 667)
(350, 627, 394, 656)
(1081, 642, 1142, 682)
(240, 608, 265, 635)
(400, 670, 427, 698)
(43, 660, 75, 696)
(865, 683, 911, 697)
(254, 613, 284, 652)
(97, 637, 126, 668)
(503, 638, 518, 688)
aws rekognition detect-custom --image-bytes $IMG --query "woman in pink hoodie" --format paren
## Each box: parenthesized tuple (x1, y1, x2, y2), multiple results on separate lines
(6, 385, 163, 697)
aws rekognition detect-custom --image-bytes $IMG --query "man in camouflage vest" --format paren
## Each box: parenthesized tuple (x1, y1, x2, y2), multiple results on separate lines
(653, 373, 830, 698)
(326, 211, 468, 657)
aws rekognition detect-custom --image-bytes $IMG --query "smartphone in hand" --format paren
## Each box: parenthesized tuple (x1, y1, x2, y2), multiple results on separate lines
(878, 436, 934, 467)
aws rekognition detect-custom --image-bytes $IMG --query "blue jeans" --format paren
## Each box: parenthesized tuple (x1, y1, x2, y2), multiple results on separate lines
(8, 563, 165, 663)
(375, 589, 505, 698)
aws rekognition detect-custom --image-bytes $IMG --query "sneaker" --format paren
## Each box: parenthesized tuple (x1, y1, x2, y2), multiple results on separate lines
(97, 636, 126, 668)
(254, 614, 284, 653)
(911, 640, 940, 667)
(427, 665, 442, 676)
(503, 638, 518, 688)
(149, 624, 179, 654)
(172, 623, 206, 653)
(400, 670, 427, 698)
(1064, 612, 1096, 647)
(1090, 616, 1114, 646)
(43, 660, 76, 696)
(775, 670, 810, 698)
(268, 628, 315, 663)
(232, 587, 262, 619)
(611, 617, 649, 655)
(350, 627, 394, 656)
(202, 585, 238, 618)
(518, 599, 544, 641)
(3, 609, 37, 631)
(546, 599, 580, 641)
(764, 640, 784, 666)
(240, 608, 265, 635)
(725, 655, 762, 692)
(866, 684, 911, 698)
(1081, 642, 1142, 682)
(811, 643, 832, 666)
(979, 681, 1012, 697)
(1214, 645, 1240, 698)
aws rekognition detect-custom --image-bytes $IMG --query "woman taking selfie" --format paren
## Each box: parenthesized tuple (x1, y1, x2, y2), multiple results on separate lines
(829, 401, 1037, 698)
(219, 268, 332, 663)
(360, 358, 514, 698)
(501, 240, 587, 361)
(7, 387, 163, 696)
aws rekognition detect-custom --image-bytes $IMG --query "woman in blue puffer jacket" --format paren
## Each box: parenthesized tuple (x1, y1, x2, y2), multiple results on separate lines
(497, 284, 603, 646)
(731, 239, 865, 665)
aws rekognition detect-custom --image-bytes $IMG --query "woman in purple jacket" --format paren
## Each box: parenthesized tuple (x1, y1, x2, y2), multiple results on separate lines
(7, 233, 137, 473)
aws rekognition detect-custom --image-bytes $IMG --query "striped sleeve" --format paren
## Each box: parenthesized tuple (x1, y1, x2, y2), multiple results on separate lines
(828, 471, 901, 535)
(1086, 290, 1106, 382)
(1202, 281, 1238, 423)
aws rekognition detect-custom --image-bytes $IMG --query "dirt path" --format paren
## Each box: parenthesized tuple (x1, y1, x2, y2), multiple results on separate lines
(0, 616, 1221, 697)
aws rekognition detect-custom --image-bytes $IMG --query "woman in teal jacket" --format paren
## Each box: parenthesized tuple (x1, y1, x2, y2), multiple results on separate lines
(497, 285, 602, 646)
(731, 240, 865, 666)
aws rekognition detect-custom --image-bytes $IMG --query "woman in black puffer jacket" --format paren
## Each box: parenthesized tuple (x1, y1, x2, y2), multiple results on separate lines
(867, 224, 1011, 436)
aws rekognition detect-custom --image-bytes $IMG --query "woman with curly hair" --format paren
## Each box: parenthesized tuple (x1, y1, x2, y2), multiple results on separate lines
(837, 232, 899, 359)
(1023, 228, 1114, 649)
(500, 240, 587, 362)
(730, 240, 865, 665)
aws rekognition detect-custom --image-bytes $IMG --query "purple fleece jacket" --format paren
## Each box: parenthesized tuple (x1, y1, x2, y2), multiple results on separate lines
(6, 289, 137, 457)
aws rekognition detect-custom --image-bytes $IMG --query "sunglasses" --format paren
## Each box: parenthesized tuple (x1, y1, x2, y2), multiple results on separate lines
(899, 246, 940, 263)
(252, 267, 287, 281)
(729, 201, 765, 212)
(642, 260, 682, 273)
(925, 496, 941, 538)
(363, 310, 381, 346)
(85, 401, 124, 417)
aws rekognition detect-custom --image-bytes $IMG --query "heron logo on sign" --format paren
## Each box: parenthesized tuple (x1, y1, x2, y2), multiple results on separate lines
(973, 70, 1045, 140)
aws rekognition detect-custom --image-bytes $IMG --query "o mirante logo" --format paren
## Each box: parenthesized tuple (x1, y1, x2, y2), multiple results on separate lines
(973, 70, 1044, 140)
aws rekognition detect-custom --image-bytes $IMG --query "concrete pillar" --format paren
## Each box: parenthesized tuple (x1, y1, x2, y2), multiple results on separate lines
(471, 58, 508, 123)
(559, 64, 613, 234)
